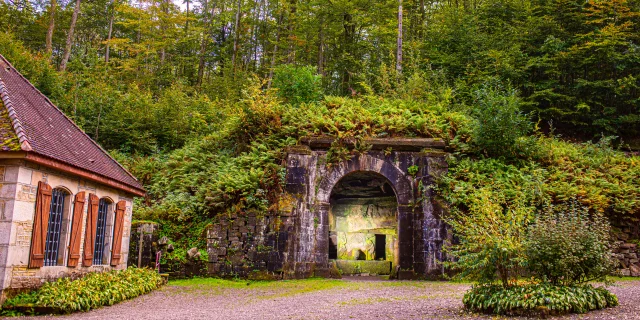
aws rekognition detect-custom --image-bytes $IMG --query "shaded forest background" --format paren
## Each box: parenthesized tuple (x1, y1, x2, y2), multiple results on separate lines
(1, 0, 639, 257)
(2, 0, 639, 152)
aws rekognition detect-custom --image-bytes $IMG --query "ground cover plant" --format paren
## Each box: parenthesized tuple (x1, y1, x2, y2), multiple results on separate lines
(1, 268, 163, 315)
(463, 283, 618, 317)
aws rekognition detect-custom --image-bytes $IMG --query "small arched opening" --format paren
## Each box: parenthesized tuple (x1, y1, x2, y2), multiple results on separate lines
(327, 171, 399, 275)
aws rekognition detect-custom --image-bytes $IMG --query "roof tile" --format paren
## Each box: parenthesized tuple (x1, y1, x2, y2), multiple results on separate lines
(0, 54, 144, 192)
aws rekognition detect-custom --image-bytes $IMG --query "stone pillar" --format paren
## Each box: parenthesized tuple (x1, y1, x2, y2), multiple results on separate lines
(127, 222, 158, 269)
(397, 205, 414, 271)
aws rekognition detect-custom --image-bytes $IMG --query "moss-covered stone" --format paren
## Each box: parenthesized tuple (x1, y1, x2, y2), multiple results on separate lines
(333, 260, 393, 275)
(0, 103, 20, 151)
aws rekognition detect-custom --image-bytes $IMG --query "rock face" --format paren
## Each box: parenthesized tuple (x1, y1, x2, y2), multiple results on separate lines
(611, 217, 640, 277)
(206, 140, 450, 279)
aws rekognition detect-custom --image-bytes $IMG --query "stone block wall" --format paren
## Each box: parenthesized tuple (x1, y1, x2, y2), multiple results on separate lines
(205, 144, 449, 280)
(614, 242, 639, 276)
(206, 210, 292, 279)
(127, 222, 159, 269)
(612, 216, 640, 276)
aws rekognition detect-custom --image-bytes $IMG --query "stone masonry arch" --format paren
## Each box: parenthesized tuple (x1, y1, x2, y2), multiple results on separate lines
(204, 137, 450, 280)
(281, 138, 450, 279)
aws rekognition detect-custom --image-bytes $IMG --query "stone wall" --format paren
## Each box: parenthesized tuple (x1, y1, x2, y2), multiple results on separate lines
(206, 210, 292, 279)
(612, 216, 640, 276)
(127, 222, 159, 269)
(205, 142, 449, 280)
(0, 160, 135, 302)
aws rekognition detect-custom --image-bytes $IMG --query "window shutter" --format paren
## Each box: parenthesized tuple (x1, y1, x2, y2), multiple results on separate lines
(110, 200, 127, 266)
(67, 192, 85, 267)
(83, 193, 99, 267)
(29, 181, 53, 268)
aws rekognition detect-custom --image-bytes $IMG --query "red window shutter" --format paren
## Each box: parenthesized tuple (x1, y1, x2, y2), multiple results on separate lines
(67, 192, 85, 267)
(110, 200, 127, 266)
(29, 181, 53, 268)
(83, 193, 99, 267)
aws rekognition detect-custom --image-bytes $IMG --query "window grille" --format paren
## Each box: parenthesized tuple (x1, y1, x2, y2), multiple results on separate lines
(93, 199, 110, 265)
(44, 189, 66, 266)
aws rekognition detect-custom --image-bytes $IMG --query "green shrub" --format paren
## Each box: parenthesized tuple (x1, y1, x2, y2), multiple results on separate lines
(525, 200, 616, 285)
(471, 82, 531, 158)
(2, 268, 163, 314)
(272, 64, 323, 105)
(443, 189, 532, 288)
(464, 283, 618, 316)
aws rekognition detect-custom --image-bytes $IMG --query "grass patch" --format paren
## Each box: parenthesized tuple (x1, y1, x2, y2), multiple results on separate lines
(168, 277, 349, 298)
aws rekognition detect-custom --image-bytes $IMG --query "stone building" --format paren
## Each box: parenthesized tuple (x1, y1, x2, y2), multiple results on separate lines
(0, 55, 145, 302)
(206, 137, 450, 280)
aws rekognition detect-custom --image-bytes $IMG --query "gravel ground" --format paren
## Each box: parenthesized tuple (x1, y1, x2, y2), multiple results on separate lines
(9, 277, 640, 320)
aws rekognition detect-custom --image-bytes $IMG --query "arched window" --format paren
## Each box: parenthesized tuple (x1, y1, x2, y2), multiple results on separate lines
(93, 198, 113, 265)
(43, 188, 71, 266)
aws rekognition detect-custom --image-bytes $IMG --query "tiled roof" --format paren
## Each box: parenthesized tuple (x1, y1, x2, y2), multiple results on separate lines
(0, 54, 144, 194)
(0, 100, 21, 151)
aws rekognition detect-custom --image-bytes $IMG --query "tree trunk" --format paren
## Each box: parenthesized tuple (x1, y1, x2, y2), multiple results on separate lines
(160, 0, 169, 65)
(318, 15, 324, 76)
(185, 0, 190, 33)
(396, 0, 403, 74)
(267, 11, 283, 88)
(45, 0, 57, 56)
(231, 0, 242, 72)
(60, 0, 81, 72)
(286, 0, 296, 63)
(197, 0, 217, 86)
(105, 0, 114, 63)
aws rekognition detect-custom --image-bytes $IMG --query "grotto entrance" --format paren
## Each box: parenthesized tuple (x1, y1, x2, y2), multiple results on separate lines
(328, 172, 398, 275)
(204, 137, 450, 280)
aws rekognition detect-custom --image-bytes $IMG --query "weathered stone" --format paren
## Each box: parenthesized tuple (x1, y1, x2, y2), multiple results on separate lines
(620, 243, 637, 249)
(187, 247, 201, 259)
(204, 147, 449, 279)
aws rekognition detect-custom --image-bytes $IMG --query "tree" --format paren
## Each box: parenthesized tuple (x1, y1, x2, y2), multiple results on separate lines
(60, 0, 81, 71)
(45, 0, 56, 56)
(396, 0, 402, 73)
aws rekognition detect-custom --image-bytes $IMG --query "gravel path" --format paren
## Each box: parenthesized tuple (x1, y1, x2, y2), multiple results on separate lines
(10, 278, 640, 320)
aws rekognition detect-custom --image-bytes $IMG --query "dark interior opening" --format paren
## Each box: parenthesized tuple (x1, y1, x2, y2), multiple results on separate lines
(375, 234, 386, 260)
(329, 172, 395, 201)
(328, 231, 338, 259)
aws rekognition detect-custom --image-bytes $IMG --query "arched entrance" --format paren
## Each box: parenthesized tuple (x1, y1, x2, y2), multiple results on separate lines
(327, 172, 399, 275)
(279, 140, 448, 279)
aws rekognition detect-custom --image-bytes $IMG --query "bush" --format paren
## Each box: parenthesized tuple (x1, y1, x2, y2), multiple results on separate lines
(464, 283, 618, 316)
(525, 200, 616, 285)
(443, 189, 532, 288)
(471, 82, 531, 157)
(272, 64, 323, 105)
(2, 268, 163, 314)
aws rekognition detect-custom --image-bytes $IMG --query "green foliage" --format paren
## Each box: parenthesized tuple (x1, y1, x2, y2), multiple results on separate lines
(525, 200, 616, 286)
(463, 283, 618, 316)
(272, 65, 323, 105)
(132, 84, 472, 250)
(440, 136, 640, 223)
(471, 82, 532, 157)
(2, 268, 163, 314)
(444, 189, 532, 288)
